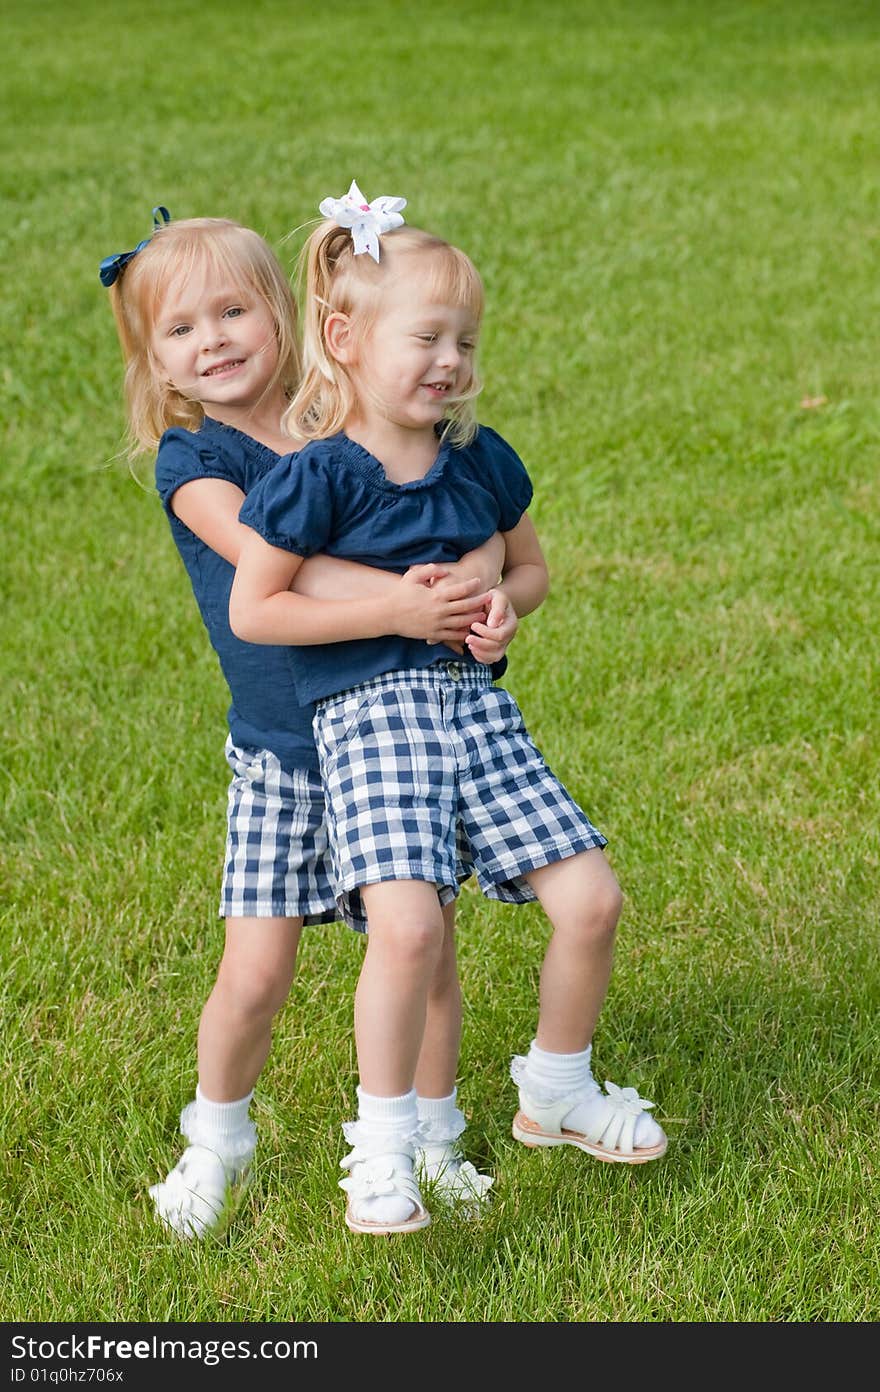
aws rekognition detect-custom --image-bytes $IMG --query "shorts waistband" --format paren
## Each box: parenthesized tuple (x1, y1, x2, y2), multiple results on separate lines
(316, 661, 494, 707)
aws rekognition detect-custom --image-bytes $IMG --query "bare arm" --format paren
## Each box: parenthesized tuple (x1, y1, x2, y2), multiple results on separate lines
(464, 514, 548, 665)
(173, 478, 488, 645)
(453, 532, 505, 591)
(492, 513, 549, 618)
(229, 528, 494, 647)
(171, 479, 502, 611)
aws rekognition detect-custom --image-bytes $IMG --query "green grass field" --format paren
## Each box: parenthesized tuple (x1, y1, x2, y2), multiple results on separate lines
(2, 0, 878, 1325)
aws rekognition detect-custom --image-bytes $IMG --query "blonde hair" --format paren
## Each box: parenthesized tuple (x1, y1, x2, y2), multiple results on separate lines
(106, 217, 301, 454)
(285, 222, 484, 447)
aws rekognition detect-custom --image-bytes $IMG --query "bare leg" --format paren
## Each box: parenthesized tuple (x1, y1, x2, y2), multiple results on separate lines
(355, 881, 446, 1094)
(415, 899, 461, 1098)
(340, 880, 445, 1232)
(409, 900, 495, 1209)
(150, 915, 303, 1237)
(197, 915, 303, 1099)
(513, 851, 666, 1160)
(525, 849, 621, 1052)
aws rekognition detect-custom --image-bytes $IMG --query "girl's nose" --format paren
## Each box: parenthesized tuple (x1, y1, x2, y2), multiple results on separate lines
(436, 341, 460, 369)
(200, 320, 229, 352)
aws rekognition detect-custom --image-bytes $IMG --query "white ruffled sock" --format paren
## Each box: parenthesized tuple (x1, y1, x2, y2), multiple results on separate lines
(348, 1087, 420, 1225)
(416, 1090, 463, 1177)
(185, 1086, 256, 1172)
(521, 1041, 662, 1149)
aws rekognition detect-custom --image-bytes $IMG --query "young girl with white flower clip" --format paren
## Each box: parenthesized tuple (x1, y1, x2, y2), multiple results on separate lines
(230, 183, 668, 1236)
(102, 208, 509, 1238)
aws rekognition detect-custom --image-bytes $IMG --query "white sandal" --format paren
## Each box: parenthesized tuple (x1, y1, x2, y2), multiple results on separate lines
(415, 1106, 494, 1215)
(148, 1101, 255, 1239)
(149, 1145, 251, 1238)
(339, 1121, 431, 1235)
(510, 1056, 668, 1165)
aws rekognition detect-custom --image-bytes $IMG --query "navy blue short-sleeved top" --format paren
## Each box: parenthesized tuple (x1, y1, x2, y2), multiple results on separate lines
(239, 424, 533, 705)
(155, 416, 321, 772)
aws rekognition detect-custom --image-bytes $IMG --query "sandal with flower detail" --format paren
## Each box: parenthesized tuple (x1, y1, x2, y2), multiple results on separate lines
(339, 1120, 431, 1235)
(510, 1055, 667, 1165)
(148, 1100, 255, 1240)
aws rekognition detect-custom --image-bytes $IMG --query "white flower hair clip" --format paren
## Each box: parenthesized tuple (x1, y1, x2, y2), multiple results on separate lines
(318, 179, 406, 262)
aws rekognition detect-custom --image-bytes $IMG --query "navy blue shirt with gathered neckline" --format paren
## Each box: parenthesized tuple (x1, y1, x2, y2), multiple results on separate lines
(155, 415, 322, 772)
(238, 424, 533, 706)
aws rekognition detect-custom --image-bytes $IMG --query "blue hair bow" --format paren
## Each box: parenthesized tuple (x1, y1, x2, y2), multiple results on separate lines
(99, 206, 171, 287)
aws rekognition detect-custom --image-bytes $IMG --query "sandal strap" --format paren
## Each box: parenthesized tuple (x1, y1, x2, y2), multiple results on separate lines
(422, 1155, 494, 1203)
(160, 1145, 230, 1202)
(446, 1159, 493, 1201)
(150, 1144, 250, 1237)
(586, 1081, 657, 1153)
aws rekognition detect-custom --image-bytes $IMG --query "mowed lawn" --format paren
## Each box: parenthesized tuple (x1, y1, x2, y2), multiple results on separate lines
(2, 0, 878, 1324)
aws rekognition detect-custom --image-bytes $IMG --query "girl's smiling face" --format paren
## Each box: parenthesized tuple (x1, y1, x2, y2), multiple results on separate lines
(150, 265, 281, 424)
(336, 269, 480, 439)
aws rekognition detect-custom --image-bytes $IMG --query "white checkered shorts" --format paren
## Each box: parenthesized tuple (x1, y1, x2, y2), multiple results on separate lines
(314, 663, 607, 916)
(220, 738, 366, 931)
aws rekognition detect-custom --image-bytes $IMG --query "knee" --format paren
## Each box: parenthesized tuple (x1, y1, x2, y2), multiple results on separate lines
(564, 876, 623, 952)
(590, 875, 623, 941)
(598, 875, 624, 934)
(214, 958, 292, 1022)
(371, 917, 445, 975)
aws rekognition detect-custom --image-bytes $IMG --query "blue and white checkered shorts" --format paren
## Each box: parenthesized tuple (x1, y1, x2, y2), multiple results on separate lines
(220, 738, 366, 931)
(314, 663, 607, 917)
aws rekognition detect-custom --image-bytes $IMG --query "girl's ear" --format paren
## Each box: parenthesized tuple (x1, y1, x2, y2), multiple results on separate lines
(324, 311, 355, 364)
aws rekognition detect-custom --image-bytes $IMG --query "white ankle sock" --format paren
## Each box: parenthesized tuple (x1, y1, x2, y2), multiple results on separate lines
(416, 1090, 463, 1176)
(523, 1041, 596, 1095)
(417, 1088, 460, 1134)
(357, 1085, 419, 1131)
(188, 1086, 256, 1168)
(350, 1087, 420, 1225)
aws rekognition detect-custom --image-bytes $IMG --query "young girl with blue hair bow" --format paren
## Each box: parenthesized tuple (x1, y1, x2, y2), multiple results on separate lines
(101, 207, 508, 1237)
